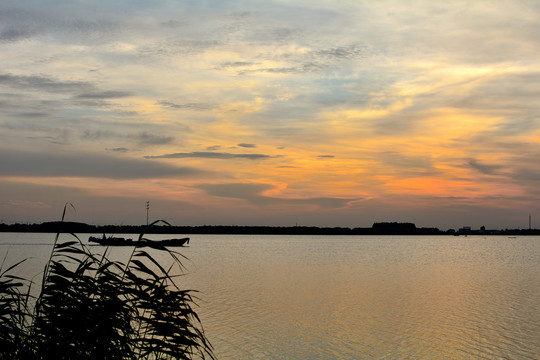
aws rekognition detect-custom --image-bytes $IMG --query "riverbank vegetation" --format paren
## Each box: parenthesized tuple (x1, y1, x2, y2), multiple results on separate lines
(2, 221, 540, 236)
(0, 215, 215, 359)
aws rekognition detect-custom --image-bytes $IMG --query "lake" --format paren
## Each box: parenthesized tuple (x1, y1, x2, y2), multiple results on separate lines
(1, 233, 539, 359)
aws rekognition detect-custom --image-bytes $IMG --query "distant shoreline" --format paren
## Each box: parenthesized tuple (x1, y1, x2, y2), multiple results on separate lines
(1, 221, 539, 236)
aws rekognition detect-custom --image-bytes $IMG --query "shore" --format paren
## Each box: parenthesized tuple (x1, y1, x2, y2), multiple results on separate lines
(1, 221, 539, 236)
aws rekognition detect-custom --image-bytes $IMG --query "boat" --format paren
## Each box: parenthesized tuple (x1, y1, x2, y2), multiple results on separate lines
(89, 236, 134, 246)
(88, 236, 190, 247)
(150, 237, 190, 247)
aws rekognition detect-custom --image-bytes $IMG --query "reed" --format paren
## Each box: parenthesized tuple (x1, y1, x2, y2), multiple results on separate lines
(0, 207, 215, 360)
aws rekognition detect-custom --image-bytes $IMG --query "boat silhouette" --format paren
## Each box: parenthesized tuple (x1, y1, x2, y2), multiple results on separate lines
(88, 236, 190, 247)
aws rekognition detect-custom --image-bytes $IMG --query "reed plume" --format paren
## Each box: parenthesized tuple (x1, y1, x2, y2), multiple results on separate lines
(0, 205, 214, 360)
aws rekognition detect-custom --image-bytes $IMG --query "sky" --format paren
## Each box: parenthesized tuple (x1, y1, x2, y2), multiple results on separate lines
(1, 0, 540, 229)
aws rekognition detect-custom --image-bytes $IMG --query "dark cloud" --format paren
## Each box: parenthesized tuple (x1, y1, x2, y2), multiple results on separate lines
(220, 61, 255, 68)
(75, 91, 132, 99)
(82, 130, 118, 140)
(197, 182, 358, 209)
(317, 155, 334, 159)
(145, 152, 275, 160)
(13, 112, 50, 118)
(467, 159, 503, 175)
(0, 149, 204, 179)
(315, 44, 368, 60)
(108, 147, 129, 153)
(0, 74, 131, 105)
(136, 132, 174, 145)
(157, 101, 213, 111)
(0, 2, 122, 45)
(238, 143, 256, 148)
(81, 130, 174, 146)
(0, 28, 33, 42)
(0, 73, 92, 93)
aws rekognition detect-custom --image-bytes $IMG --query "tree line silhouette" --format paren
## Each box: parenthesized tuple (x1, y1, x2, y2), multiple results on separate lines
(2, 221, 539, 235)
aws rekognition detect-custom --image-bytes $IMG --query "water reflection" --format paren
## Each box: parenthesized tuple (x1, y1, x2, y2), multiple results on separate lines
(181, 235, 540, 359)
(1, 234, 539, 359)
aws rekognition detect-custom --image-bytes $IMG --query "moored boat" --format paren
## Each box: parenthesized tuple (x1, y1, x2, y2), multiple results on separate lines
(150, 237, 190, 246)
(89, 236, 190, 247)
(89, 236, 134, 246)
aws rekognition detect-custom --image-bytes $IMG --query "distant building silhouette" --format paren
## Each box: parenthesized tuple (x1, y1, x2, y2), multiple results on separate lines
(457, 226, 471, 235)
(372, 222, 417, 234)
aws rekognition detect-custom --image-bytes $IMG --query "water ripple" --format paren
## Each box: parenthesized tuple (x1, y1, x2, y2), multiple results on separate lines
(2, 234, 539, 359)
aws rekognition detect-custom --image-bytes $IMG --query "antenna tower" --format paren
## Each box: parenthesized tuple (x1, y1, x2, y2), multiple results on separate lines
(146, 201, 150, 226)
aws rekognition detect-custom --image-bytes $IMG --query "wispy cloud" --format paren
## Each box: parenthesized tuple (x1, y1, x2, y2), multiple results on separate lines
(108, 147, 129, 153)
(220, 61, 255, 68)
(81, 130, 174, 147)
(145, 152, 275, 160)
(136, 132, 174, 146)
(157, 101, 213, 111)
(377, 152, 437, 175)
(0, 149, 203, 179)
(197, 182, 357, 209)
(315, 44, 368, 60)
(237, 143, 256, 148)
(75, 91, 132, 99)
(0, 73, 92, 93)
(0, 28, 33, 42)
(467, 159, 504, 175)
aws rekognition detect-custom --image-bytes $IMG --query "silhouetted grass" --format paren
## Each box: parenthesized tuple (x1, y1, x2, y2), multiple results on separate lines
(0, 206, 215, 360)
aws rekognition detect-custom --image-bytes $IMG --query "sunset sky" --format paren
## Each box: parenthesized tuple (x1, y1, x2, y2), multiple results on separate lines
(1, 0, 539, 229)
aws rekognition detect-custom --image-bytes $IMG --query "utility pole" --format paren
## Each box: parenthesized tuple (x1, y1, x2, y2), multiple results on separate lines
(146, 201, 150, 226)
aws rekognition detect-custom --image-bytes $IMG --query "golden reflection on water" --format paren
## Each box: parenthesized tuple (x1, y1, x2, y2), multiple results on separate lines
(1, 234, 539, 359)
(179, 235, 540, 360)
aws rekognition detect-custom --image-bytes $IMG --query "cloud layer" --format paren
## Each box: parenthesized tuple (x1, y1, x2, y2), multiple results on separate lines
(0, 150, 202, 179)
(1, 0, 539, 228)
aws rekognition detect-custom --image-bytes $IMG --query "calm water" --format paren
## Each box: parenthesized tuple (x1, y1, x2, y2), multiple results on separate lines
(1, 233, 539, 359)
